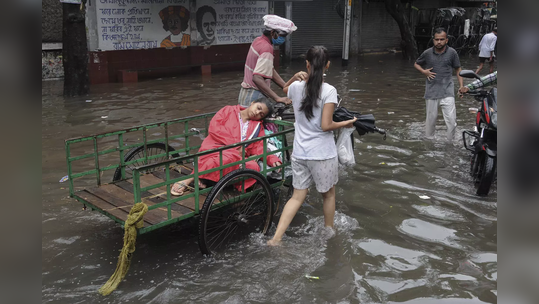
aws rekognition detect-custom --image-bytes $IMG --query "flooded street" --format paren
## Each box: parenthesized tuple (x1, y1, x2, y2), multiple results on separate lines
(42, 53, 497, 303)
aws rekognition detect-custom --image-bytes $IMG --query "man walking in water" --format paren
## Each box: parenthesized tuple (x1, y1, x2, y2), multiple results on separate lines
(238, 15, 299, 107)
(414, 28, 464, 141)
(476, 28, 497, 74)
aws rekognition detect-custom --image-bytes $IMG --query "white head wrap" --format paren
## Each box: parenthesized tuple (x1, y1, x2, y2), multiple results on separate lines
(263, 15, 297, 34)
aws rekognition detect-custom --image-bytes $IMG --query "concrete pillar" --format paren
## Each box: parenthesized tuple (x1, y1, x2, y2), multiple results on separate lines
(284, 2, 292, 62)
(200, 65, 212, 76)
(350, 0, 362, 55)
(85, 0, 99, 51)
(342, 0, 352, 65)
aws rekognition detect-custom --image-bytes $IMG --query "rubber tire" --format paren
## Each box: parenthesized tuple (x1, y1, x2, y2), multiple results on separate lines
(476, 156, 496, 196)
(470, 151, 482, 182)
(198, 169, 274, 255)
(454, 34, 467, 54)
(112, 143, 178, 182)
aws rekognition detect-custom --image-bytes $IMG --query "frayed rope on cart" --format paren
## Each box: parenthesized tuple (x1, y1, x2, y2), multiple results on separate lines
(98, 202, 148, 296)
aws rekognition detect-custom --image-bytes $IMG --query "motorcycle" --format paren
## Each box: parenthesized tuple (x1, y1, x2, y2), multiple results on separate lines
(460, 70, 497, 196)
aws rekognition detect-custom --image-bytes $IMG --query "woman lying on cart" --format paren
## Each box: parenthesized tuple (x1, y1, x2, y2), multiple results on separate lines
(171, 97, 283, 196)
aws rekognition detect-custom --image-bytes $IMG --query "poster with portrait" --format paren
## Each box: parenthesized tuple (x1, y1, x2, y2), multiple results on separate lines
(96, 0, 192, 50)
(95, 0, 268, 50)
(195, 0, 268, 46)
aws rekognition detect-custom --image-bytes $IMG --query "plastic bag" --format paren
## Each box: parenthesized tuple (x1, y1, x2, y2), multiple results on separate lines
(336, 127, 355, 166)
(263, 15, 297, 34)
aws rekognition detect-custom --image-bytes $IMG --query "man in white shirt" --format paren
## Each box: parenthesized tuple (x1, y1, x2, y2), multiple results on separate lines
(476, 28, 497, 74)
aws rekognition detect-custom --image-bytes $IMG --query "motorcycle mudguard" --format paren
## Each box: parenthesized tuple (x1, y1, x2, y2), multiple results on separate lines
(476, 142, 496, 157)
(485, 146, 497, 157)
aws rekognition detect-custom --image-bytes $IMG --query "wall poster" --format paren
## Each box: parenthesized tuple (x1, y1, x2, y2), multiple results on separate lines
(195, 0, 267, 46)
(95, 0, 268, 51)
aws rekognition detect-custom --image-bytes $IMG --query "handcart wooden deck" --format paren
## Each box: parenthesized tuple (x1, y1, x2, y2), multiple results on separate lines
(65, 112, 294, 255)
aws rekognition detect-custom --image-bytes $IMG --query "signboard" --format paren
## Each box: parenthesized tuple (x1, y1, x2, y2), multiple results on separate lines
(60, 0, 82, 3)
(96, 0, 189, 50)
(95, 0, 268, 51)
(196, 0, 268, 45)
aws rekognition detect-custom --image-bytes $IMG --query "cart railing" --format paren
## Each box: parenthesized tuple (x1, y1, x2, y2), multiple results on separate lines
(65, 112, 215, 197)
(130, 120, 295, 233)
(65, 113, 295, 234)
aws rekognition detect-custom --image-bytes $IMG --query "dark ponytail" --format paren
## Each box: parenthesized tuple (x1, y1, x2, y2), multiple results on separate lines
(300, 46, 330, 121)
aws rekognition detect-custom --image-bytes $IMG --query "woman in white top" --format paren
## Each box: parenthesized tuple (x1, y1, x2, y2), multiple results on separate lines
(268, 46, 356, 246)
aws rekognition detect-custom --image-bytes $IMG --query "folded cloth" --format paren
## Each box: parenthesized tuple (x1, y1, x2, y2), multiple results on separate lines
(263, 15, 297, 34)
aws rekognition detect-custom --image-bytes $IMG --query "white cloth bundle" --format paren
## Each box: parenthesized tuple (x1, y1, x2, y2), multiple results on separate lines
(263, 15, 297, 34)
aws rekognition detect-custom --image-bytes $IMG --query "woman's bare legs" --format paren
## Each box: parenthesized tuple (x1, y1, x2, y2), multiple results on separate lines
(267, 188, 308, 246)
(321, 186, 336, 228)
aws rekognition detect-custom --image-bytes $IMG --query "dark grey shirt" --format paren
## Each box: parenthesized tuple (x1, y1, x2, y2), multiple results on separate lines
(416, 46, 461, 99)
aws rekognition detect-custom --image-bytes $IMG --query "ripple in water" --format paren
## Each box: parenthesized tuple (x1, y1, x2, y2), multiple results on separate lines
(412, 204, 466, 222)
(355, 239, 441, 272)
(398, 218, 462, 249)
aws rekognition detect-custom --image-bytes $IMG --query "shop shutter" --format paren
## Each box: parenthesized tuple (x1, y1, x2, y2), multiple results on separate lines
(360, 2, 401, 52)
(273, 0, 344, 58)
(291, 0, 344, 58)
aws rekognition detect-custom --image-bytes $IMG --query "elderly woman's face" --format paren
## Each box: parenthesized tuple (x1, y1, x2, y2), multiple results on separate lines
(247, 102, 269, 120)
(201, 12, 216, 40)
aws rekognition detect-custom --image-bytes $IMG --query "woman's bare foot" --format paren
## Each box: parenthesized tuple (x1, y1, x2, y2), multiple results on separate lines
(171, 178, 207, 196)
(267, 239, 282, 246)
(171, 181, 190, 196)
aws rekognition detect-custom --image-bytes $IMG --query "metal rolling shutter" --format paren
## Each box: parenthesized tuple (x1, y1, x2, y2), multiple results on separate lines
(360, 2, 401, 52)
(291, 0, 344, 58)
(274, 2, 285, 17)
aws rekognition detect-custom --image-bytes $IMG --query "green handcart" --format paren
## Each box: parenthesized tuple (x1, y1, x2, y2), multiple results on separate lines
(65, 112, 294, 255)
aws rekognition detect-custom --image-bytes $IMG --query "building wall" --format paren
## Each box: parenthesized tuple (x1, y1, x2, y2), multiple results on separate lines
(88, 43, 254, 83)
(42, 51, 64, 79)
(42, 0, 63, 43)
(413, 0, 454, 9)
(276, 0, 410, 56)
(360, 2, 401, 52)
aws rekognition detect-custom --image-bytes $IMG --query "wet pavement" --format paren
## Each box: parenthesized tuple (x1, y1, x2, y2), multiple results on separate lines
(42, 53, 497, 303)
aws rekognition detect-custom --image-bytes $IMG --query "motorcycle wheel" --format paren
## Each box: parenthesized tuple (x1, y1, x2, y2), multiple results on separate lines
(470, 152, 482, 182)
(476, 155, 496, 196)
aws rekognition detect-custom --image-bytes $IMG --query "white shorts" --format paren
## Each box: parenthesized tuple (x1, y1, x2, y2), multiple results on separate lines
(292, 156, 338, 193)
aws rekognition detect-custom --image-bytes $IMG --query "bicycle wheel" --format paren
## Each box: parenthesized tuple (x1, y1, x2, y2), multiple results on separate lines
(112, 143, 179, 182)
(454, 34, 467, 54)
(448, 35, 456, 48)
(198, 169, 274, 255)
(476, 155, 496, 196)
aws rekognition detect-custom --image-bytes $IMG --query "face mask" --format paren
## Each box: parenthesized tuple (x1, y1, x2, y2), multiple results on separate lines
(272, 36, 286, 45)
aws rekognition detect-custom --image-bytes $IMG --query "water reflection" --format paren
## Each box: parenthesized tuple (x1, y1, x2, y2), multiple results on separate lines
(42, 54, 496, 303)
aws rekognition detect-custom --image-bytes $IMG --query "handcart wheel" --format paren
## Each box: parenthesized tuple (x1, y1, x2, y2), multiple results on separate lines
(198, 169, 274, 255)
(112, 143, 178, 182)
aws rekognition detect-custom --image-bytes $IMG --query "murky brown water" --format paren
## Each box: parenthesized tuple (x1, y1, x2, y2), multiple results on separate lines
(42, 53, 497, 303)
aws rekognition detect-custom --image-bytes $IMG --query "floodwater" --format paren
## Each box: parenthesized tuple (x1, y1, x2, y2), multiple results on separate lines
(42, 53, 497, 304)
